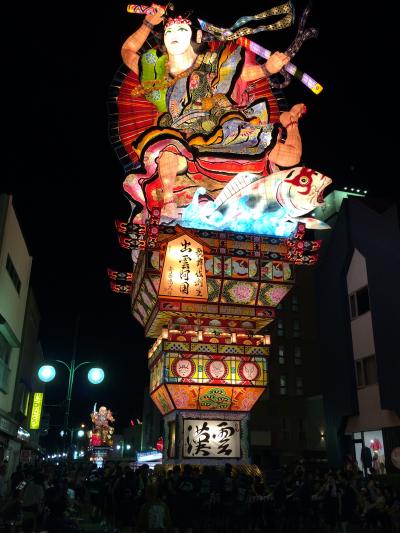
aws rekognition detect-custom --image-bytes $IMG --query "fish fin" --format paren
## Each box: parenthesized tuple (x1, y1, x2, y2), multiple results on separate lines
(213, 172, 261, 210)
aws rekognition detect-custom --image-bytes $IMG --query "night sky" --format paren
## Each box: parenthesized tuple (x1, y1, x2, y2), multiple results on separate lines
(2, 1, 391, 446)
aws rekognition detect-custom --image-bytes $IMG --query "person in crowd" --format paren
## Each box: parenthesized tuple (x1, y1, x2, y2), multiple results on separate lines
(363, 484, 389, 530)
(217, 463, 236, 532)
(113, 464, 137, 531)
(233, 472, 251, 532)
(360, 445, 373, 476)
(21, 470, 45, 532)
(10, 463, 24, 494)
(0, 461, 8, 505)
(320, 472, 340, 533)
(86, 466, 103, 522)
(390, 490, 400, 532)
(0, 483, 24, 532)
(337, 474, 358, 533)
(135, 482, 172, 533)
(174, 464, 196, 533)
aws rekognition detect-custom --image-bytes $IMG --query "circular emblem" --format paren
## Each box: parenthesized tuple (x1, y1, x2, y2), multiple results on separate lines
(238, 361, 260, 381)
(171, 358, 195, 379)
(206, 359, 228, 380)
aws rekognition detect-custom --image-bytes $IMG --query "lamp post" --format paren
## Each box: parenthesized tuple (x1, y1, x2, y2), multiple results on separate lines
(60, 425, 86, 446)
(38, 315, 104, 451)
(62, 425, 87, 459)
(116, 441, 132, 458)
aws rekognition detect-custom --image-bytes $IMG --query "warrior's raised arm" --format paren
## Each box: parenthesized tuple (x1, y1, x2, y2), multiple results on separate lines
(121, 3, 165, 73)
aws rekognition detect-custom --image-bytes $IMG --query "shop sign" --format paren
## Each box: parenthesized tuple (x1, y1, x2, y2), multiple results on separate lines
(391, 447, 400, 470)
(183, 418, 240, 458)
(136, 450, 163, 462)
(29, 392, 44, 430)
(0, 415, 17, 437)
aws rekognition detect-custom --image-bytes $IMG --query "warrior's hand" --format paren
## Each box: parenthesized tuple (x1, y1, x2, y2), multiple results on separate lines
(280, 103, 306, 128)
(265, 51, 290, 75)
(145, 4, 165, 26)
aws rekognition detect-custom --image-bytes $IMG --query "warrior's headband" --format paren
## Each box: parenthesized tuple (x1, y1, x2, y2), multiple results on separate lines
(165, 16, 192, 28)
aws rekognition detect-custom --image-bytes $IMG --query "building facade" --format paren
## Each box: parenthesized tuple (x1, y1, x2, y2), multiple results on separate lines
(315, 196, 400, 472)
(0, 195, 32, 474)
(0, 195, 43, 475)
(250, 266, 326, 469)
(141, 385, 163, 452)
(12, 289, 45, 463)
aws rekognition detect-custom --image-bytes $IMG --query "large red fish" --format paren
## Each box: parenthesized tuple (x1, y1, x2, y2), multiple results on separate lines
(182, 167, 332, 234)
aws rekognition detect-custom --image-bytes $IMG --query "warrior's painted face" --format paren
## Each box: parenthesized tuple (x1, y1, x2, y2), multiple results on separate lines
(164, 23, 192, 56)
(99, 406, 107, 415)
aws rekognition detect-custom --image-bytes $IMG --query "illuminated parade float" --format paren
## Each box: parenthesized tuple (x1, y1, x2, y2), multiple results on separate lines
(108, 2, 331, 464)
(88, 404, 115, 466)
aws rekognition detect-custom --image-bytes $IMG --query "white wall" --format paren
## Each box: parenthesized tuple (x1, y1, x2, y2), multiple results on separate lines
(0, 197, 32, 412)
(346, 385, 400, 433)
(351, 312, 375, 359)
(0, 197, 32, 339)
(345, 248, 400, 433)
(346, 248, 368, 293)
(347, 249, 375, 358)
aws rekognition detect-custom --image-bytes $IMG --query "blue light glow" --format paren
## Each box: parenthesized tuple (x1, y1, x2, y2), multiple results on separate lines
(88, 367, 105, 385)
(38, 365, 56, 383)
(182, 187, 293, 237)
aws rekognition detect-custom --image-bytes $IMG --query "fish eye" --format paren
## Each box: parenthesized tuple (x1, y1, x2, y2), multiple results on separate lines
(299, 176, 309, 185)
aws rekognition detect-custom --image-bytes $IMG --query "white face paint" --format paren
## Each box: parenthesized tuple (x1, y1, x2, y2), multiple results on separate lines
(164, 23, 193, 56)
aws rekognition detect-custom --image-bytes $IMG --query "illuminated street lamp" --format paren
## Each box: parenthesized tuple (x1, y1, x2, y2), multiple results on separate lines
(88, 368, 105, 385)
(38, 360, 104, 440)
(38, 365, 56, 383)
(60, 425, 87, 448)
(37, 315, 104, 449)
(116, 441, 132, 457)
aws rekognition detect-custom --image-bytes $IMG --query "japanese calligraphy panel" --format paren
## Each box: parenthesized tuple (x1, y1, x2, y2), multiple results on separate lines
(183, 419, 241, 458)
(159, 235, 208, 300)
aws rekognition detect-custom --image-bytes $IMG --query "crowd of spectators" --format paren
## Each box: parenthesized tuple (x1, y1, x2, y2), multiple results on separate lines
(0, 458, 399, 532)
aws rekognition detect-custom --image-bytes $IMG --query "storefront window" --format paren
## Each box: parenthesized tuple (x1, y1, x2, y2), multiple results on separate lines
(278, 345, 285, 365)
(279, 375, 287, 395)
(0, 333, 11, 394)
(295, 376, 304, 396)
(349, 285, 370, 319)
(294, 346, 302, 365)
(354, 429, 386, 475)
(364, 355, 378, 385)
(355, 355, 378, 387)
